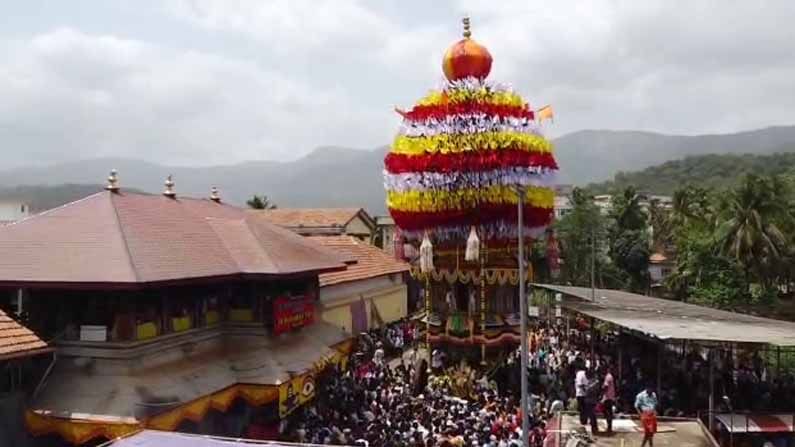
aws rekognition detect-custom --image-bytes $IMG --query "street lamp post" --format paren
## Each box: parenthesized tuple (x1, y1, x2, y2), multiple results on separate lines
(517, 187, 530, 447)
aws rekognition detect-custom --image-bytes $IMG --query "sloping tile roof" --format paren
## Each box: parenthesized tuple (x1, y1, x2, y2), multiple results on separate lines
(309, 236, 409, 287)
(0, 191, 346, 285)
(251, 208, 365, 229)
(0, 309, 50, 360)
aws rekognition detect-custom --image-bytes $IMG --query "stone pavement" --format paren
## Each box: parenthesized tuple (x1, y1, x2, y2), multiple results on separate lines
(559, 414, 717, 447)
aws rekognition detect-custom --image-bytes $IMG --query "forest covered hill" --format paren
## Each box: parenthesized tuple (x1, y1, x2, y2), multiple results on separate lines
(588, 152, 795, 194)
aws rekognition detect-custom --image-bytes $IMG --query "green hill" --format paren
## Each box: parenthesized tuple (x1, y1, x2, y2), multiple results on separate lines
(588, 152, 795, 194)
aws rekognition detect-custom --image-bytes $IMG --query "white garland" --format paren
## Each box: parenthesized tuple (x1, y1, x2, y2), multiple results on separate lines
(384, 167, 557, 193)
(398, 113, 540, 138)
(401, 222, 548, 242)
(438, 76, 514, 94)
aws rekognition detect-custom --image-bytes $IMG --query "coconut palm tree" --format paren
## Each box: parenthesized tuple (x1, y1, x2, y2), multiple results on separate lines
(719, 174, 789, 288)
(610, 186, 646, 232)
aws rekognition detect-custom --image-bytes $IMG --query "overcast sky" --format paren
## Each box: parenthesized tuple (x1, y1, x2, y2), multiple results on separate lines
(1, 0, 794, 169)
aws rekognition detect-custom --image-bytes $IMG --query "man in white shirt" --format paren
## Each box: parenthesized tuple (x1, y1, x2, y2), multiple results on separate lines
(575, 362, 588, 425)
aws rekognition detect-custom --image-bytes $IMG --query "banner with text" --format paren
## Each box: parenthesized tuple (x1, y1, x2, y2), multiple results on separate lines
(273, 295, 315, 335)
(278, 373, 316, 418)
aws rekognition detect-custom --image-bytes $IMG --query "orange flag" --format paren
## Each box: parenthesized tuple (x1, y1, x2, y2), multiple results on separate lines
(536, 105, 554, 124)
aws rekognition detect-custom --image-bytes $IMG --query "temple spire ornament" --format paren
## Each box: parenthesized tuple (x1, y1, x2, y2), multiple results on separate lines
(442, 16, 492, 81)
(163, 175, 176, 198)
(210, 186, 221, 203)
(105, 169, 120, 192)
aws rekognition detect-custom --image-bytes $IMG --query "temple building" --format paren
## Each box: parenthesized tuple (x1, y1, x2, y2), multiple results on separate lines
(0, 174, 357, 446)
(253, 208, 376, 241)
(308, 235, 409, 334)
(0, 308, 52, 447)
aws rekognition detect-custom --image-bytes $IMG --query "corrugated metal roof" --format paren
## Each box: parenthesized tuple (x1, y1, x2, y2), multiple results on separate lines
(108, 430, 349, 446)
(534, 284, 795, 347)
(0, 191, 347, 285)
(0, 308, 51, 360)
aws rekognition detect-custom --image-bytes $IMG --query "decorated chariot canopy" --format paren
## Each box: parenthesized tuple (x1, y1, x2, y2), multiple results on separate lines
(384, 17, 558, 256)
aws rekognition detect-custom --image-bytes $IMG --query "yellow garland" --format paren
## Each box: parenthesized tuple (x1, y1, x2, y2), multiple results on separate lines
(387, 185, 554, 213)
(391, 132, 552, 156)
(411, 266, 532, 285)
(417, 89, 525, 107)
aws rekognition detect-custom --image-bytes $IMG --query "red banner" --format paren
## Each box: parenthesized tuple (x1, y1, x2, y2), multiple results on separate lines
(273, 295, 315, 335)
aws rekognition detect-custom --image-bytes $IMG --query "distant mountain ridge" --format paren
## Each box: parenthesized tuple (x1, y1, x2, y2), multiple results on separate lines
(1, 126, 794, 214)
(554, 125, 795, 185)
(588, 152, 795, 195)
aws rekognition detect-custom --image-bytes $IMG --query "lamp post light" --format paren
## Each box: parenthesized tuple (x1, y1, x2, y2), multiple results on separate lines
(517, 186, 530, 447)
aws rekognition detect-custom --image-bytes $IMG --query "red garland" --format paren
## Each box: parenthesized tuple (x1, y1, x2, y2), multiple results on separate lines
(389, 204, 553, 231)
(404, 101, 534, 122)
(384, 150, 558, 174)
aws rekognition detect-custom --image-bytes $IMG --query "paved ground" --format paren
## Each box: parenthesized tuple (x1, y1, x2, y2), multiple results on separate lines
(559, 414, 716, 447)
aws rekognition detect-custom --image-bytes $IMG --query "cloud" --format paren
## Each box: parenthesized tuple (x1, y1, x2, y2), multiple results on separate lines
(0, 27, 392, 168)
(456, 0, 795, 136)
(168, 0, 395, 53)
(1, 1, 795, 169)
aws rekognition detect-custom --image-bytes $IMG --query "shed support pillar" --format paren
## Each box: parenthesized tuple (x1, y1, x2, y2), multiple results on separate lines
(708, 348, 715, 432)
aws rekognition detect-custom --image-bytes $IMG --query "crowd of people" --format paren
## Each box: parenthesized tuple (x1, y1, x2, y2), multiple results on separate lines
(281, 316, 795, 446)
(283, 321, 552, 446)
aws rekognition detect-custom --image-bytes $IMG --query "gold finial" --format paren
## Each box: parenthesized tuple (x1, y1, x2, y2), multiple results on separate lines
(163, 175, 176, 198)
(210, 186, 221, 203)
(462, 16, 471, 39)
(105, 169, 120, 192)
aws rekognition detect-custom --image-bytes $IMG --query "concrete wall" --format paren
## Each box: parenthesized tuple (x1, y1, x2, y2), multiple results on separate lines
(319, 275, 407, 333)
(344, 215, 373, 239)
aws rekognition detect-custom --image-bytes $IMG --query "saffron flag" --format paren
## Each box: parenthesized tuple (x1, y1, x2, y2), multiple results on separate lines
(536, 104, 554, 123)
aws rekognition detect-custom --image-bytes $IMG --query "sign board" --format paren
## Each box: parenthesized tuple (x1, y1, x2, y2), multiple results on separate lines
(528, 306, 540, 317)
(80, 325, 107, 342)
(273, 295, 315, 335)
(555, 293, 562, 303)
(279, 373, 316, 418)
(555, 305, 562, 318)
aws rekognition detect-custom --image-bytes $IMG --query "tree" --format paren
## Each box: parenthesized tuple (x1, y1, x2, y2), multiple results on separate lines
(718, 174, 790, 290)
(607, 186, 650, 292)
(609, 186, 647, 231)
(671, 185, 715, 231)
(554, 187, 609, 287)
(665, 225, 747, 308)
(246, 195, 277, 210)
(648, 198, 674, 252)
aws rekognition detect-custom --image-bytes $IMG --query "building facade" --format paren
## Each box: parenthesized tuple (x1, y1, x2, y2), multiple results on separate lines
(309, 235, 409, 334)
(252, 208, 376, 241)
(0, 183, 355, 446)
